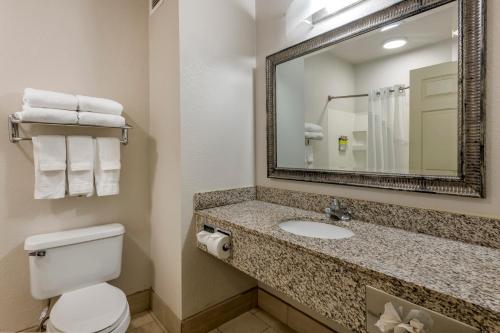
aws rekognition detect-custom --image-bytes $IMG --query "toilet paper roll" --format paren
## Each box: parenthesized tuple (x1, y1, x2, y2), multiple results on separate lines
(206, 232, 231, 260)
(196, 231, 212, 244)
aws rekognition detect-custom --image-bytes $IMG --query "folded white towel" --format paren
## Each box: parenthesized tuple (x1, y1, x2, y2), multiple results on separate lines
(32, 135, 66, 199)
(305, 131, 324, 140)
(24, 88, 78, 111)
(67, 136, 94, 197)
(15, 106, 78, 124)
(305, 122, 323, 133)
(78, 112, 125, 127)
(95, 137, 121, 196)
(77, 95, 123, 115)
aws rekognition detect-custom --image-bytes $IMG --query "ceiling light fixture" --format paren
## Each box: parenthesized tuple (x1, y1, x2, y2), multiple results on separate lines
(383, 38, 407, 49)
(325, 0, 363, 15)
(380, 22, 401, 32)
(311, 0, 367, 25)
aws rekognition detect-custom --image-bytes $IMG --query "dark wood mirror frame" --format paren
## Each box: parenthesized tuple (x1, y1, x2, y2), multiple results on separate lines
(266, 0, 486, 197)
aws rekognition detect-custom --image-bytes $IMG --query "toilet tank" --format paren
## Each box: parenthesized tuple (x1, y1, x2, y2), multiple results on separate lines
(24, 224, 125, 300)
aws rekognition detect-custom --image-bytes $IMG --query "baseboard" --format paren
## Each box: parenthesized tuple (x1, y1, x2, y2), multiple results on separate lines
(151, 290, 182, 333)
(181, 287, 258, 333)
(258, 288, 349, 333)
(127, 289, 152, 315)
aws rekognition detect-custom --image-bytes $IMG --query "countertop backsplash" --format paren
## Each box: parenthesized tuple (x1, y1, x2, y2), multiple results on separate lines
(194, 186, 500, 249)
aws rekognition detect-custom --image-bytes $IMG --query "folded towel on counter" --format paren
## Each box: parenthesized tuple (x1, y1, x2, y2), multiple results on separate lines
(67, 136, 94, 197)
(24, 88, 78, 111)
(305, 122, 323, 133)
(77, 95, 123, 115)
(15, 105, 78, 124)
(305, 131, 324, 140)
(32, 135, 66, 199)
(78, 112, 125, 127)
(94, 137, 121, 196)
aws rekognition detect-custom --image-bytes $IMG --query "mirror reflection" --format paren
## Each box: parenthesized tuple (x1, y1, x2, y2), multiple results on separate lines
(276, 2, 459, 176)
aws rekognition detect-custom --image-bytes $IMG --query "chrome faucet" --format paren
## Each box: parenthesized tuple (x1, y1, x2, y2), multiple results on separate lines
(324, 198, 351, 222)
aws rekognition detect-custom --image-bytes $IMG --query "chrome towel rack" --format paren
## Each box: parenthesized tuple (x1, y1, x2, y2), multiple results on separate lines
(7, 114, 132, 145)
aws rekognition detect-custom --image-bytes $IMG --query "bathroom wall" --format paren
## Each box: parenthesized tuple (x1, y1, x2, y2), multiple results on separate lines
(256, 0, 500, 217)
(277, 58, 306, 168)
(354, 40, 455, 98)
(304, 52, 356, 169)
(0, 0, 151, 331)
(149, 0, 183, 321)
(179, 0, 257, 318)
(149, 0, 257, 323)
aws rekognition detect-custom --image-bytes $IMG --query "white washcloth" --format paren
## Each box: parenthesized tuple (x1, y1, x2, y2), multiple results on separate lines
(78, 112, 125, 127)
(15, 105, 78, 124)
(95, 137, 121, 196)
(67, 136, 94, 197)
(305, 122, 323, 133)
(32, 136, 66, 199)
(24, 88, 78, 111)
(305, 131, 324, 140)
(77, 95, 123, 115)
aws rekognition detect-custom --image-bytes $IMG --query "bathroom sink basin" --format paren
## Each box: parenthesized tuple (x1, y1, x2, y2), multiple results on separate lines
(279, 220, 354, 240)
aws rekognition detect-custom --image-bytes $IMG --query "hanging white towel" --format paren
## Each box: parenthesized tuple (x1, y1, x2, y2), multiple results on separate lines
(305, 142, 314, 168)
(95, 137, 121, 196)
(32, 136, 66, 199)
(77, 95, 123, 115)
(78, 112, 125, 127)
(67, 136, 94, 197)
(15, 105, 78, 124)
(304, 131, 324, 140)
(23, 88, 78, 111)
(304, 122, 323, 133)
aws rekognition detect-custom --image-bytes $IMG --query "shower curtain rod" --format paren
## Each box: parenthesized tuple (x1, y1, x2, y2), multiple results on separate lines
(328, 86, 410, 101)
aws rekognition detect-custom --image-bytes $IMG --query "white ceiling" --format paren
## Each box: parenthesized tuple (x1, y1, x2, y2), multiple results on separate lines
(317, 2, 458, 64)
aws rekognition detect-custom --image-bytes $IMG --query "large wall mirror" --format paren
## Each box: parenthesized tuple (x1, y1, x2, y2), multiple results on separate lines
(267, 0, 485, 197)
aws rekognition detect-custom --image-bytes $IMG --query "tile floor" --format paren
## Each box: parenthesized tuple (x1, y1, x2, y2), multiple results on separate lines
(128, 308, 297, 333)
(127, 311, 166, 333)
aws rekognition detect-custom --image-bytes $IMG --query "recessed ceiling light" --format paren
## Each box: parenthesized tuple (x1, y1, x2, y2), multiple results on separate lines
(383, 38, 407, 49)
(380, 22, 401, 32)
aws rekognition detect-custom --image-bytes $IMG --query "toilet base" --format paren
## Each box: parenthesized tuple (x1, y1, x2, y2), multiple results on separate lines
(46, 304, 130, 333)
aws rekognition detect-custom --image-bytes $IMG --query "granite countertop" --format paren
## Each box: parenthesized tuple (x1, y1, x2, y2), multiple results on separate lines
(196, 200, 500, 315)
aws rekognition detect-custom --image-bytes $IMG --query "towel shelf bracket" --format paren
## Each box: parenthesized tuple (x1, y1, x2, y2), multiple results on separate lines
(7, 114, 132, 145)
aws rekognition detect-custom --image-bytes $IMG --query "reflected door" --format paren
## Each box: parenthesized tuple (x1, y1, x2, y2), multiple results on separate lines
(409, 61, 458, 176)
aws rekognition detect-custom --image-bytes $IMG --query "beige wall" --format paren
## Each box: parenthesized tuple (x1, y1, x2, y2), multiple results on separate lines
(149, 0, 183, 320)
(0, 0, 151, 331)
(179, 0, 257, 318)
(149, 0, 257, 321)
(255, 0, 500, 218)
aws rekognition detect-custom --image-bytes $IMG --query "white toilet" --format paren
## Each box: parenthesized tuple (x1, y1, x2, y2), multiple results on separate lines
(24, 224, 130, 333)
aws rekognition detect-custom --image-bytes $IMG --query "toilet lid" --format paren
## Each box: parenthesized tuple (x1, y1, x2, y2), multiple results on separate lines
(50, 283, 128, 333)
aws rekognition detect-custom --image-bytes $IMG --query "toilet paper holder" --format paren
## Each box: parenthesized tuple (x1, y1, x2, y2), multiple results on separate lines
(203, 223, 232, 251)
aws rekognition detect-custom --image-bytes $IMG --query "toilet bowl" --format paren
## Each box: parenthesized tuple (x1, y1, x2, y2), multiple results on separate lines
(25, 224, 130, 333)
(46, 283, 130, 333)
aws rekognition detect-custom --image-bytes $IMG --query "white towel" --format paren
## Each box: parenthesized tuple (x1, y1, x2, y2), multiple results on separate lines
(305, 143, 314, 168)
(67, 136, 94, 197)
(305, 131, 324, 140)
(15, 105, 78, 124)
(305, 122, 323, 133)
(78, 112, 125, 127)
(77, 95, 123, 115)
(95, 137, 121, 196)
(24, 88, 78, 111)
(32, 136, 66, 199)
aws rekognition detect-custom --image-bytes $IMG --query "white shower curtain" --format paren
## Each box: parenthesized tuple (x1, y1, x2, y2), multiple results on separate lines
(367, 85, 409, 173)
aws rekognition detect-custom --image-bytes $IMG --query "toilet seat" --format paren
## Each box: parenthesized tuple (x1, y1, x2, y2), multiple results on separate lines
(48, 283, 130, 333)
